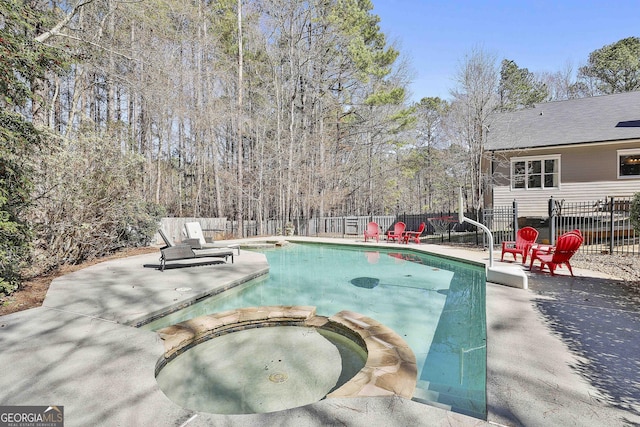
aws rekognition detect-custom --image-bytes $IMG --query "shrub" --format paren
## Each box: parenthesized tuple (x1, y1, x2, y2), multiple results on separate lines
(631, 192, 640, 235)
(120, 201, 166, 247)
(29, 129, 164, 273)
(0, 111, 39, 295)
(0, 194, 30, 294)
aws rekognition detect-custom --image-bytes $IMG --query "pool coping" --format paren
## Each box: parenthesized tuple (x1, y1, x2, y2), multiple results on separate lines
(156, 306, 417, 401)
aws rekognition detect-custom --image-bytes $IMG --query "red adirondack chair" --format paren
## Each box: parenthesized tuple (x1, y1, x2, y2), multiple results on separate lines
(500, 226, 539, 263)
(529, 231, 583, 276)
(363, 221, 380, 242)
(403, 222, 426, 244)
(386, 222, 406, 242)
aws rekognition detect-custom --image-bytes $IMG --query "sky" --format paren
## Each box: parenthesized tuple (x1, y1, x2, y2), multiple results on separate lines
(372, 0, 640, 102)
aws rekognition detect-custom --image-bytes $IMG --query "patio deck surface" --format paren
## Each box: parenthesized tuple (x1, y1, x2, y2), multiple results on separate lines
(0, 237, 638, 426)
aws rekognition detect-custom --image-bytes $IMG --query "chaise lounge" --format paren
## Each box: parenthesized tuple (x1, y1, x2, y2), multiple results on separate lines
(183, 222, 241, 255)
(157, 229, 234, 271)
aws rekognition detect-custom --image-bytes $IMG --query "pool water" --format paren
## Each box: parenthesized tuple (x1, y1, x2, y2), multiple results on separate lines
(145, 243, 487, 419)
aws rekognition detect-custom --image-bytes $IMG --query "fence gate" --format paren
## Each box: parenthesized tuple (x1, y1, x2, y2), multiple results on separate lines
(482, 202, 517, 245)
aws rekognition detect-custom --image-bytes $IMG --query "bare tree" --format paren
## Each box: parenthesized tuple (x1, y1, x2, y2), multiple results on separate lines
(236, 0, 245, 236)
(26, 0, 414, 241)
(537, 61, 576, 101)
(411, 97, 450, 211)
(449, 47, 499, 212)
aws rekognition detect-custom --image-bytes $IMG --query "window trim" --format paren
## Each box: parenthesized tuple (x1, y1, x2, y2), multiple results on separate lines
(510, 154, 561, 190)
(617, 148, 640, 179)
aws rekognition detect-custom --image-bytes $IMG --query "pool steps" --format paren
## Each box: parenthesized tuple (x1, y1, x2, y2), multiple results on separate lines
(413, 379, 486, 419)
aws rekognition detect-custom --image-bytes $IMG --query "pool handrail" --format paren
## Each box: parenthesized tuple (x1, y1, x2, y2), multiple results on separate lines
(458, 188, 494, 268)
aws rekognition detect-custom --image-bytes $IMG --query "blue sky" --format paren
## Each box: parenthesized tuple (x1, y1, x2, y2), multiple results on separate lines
(372, 0, 640, 102)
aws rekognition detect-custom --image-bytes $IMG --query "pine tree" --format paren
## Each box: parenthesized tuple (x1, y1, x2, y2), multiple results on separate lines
(498, 59, 548, 111)
(578, 37, 640, 95)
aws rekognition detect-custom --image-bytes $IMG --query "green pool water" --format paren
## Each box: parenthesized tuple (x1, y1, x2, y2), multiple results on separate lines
(145, 243, 487, 419)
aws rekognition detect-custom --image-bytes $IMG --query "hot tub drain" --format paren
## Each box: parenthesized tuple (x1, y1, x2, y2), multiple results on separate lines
(268, 372, 288, 383)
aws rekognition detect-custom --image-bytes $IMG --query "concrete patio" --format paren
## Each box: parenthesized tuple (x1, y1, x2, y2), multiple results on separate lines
(0, 237, 638, 426)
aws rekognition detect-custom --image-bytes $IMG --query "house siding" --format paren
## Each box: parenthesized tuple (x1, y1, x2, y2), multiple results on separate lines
(489, 141, 640, 217)
(494, 181, 640, 217)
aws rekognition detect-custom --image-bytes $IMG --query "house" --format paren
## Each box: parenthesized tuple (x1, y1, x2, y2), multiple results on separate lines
(484, 91, 640, 218)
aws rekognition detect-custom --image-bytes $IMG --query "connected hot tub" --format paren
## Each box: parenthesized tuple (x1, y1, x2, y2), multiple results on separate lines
(155, 306, 417, 414)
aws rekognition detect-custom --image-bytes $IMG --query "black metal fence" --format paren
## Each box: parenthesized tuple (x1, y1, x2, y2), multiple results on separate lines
(481, 203, 518, 245)
(549, 196, 638, 255)
(229, 212, 484, 244)
(165, 195, 638, 256)
(481, 196, 638, 256)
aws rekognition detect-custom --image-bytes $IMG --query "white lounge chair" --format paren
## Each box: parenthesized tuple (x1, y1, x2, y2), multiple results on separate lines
(183, 222, 241, 255)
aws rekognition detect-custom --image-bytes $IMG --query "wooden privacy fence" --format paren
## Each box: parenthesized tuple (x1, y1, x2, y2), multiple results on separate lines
(158, 217, 228, 245)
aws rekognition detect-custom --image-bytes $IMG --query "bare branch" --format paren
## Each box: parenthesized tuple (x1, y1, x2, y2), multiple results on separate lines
(35, 0, 97, 43)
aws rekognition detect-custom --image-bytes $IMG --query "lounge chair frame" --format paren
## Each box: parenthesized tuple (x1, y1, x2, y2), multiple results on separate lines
(158, 228, 234, 271)
(160, 245, 233, 271)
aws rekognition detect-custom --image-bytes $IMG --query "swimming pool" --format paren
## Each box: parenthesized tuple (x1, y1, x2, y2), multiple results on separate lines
(146, 243, 487, 419)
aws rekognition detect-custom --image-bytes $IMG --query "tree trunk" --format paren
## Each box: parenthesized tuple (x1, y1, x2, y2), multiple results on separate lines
(236, 0, 244, 237)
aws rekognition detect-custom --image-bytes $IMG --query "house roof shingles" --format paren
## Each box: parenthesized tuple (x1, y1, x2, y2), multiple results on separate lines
(485, 91, 640, 151)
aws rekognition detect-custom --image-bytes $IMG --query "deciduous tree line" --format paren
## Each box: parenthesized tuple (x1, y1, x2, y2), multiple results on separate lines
(1, 0, 639, 292)
(39, 0, 415, 225)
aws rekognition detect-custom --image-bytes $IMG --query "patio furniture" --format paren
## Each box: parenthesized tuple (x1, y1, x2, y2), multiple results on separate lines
(184, 222, 240, 255)
(158, 228, 234, 271)
(529, 231, 583, 276)
(363, 221, 380, 242)
(158, 228, 197, 250)
(160, 245, 234, 272)
(500, 226, 539, 263)
(386, 222, 406, 243)
(403, 222, 426, 244)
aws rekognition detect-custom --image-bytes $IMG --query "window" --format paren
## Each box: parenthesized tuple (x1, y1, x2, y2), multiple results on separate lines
(618, 149, 640, 178)
(511, 156, 559, 190)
